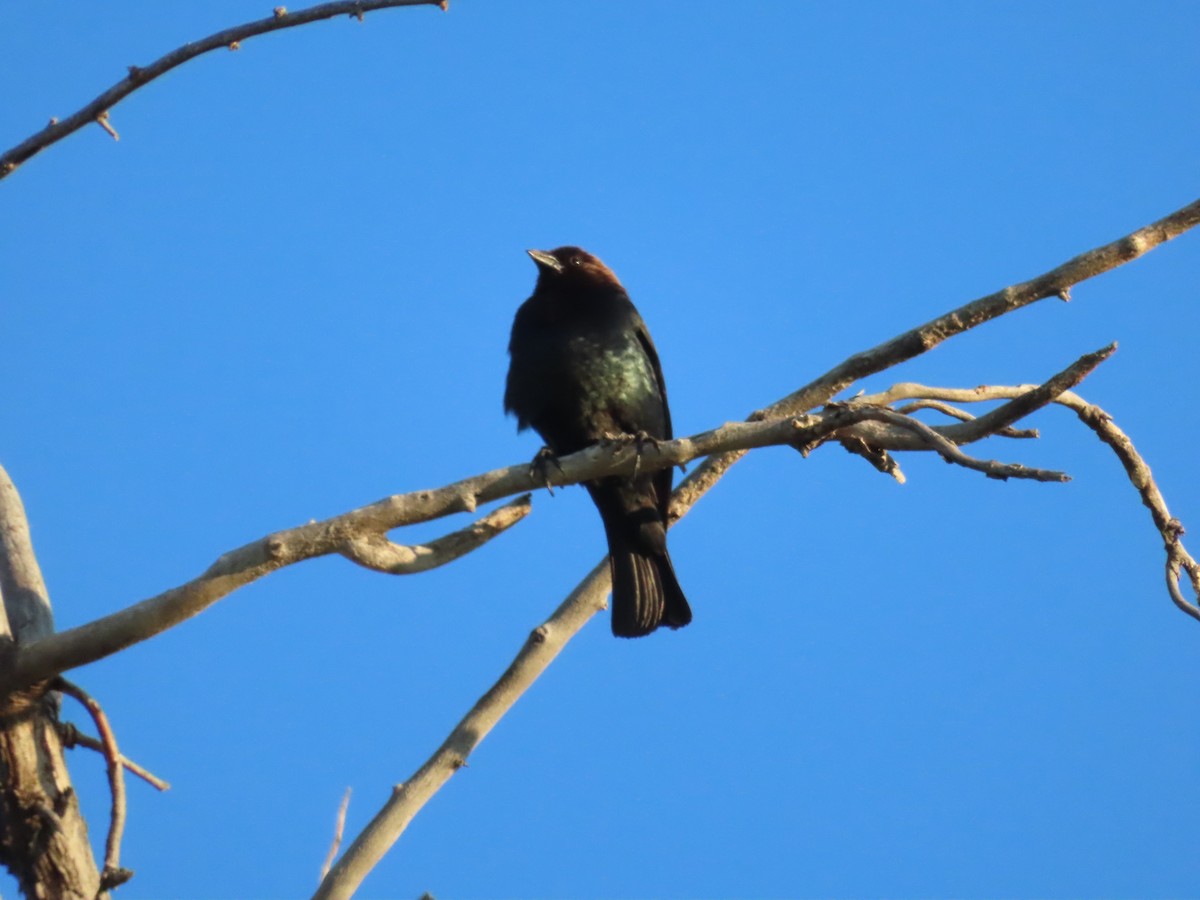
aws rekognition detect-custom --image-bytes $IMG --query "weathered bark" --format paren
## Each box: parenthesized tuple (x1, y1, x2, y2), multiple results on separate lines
(0, 691, 100, 900)
(0, 467, 101, 898)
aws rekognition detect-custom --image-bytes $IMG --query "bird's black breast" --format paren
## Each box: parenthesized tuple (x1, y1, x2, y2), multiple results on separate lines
(505, 289, 669, 456)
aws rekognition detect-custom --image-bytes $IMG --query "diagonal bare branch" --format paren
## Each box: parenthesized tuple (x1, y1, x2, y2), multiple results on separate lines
(853, 380, 1200, 623)
(313, 559, 611, 900)
(766, 201, 1199, 418)
(0, 0, 446, 181)
(313, 202, 1200, 900)
(826, 406, 1068, 482)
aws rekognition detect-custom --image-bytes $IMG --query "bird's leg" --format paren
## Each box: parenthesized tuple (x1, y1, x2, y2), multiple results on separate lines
(600, 430, 661, 479)
(630, 430, 662, 479)
(529, 446, 565, 495)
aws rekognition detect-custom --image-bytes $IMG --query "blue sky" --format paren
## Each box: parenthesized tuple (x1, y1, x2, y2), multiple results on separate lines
(2, 2, 1199, 897)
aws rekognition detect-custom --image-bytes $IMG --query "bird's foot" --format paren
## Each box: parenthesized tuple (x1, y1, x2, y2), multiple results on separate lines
(601, 430, 661, 479)
(529, 446, 564, 495)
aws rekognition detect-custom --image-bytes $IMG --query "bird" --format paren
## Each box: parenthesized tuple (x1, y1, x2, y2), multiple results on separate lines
(504, 246, 692, 638)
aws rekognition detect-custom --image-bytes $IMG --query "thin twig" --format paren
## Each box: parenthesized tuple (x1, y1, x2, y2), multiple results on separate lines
(313, 560, 611, 900)
(894, 400, 1037, 439)
(319, 788, 352, 883)
(0, 0, 446, 180)
(838, 344, 1114, 451)
(58, 722, 170, 792)
(54, 678, 133, 893)
(823, 406, 1068, 482)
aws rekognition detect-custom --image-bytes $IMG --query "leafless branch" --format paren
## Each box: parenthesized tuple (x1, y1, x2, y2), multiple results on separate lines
(312, 199, 1200, 898)
(338, 496, 532, 575)
(0, 379, 1088, 696)
(0, 463, 56, 643)
(835, 343, 1114, 452)
(764, 201, 1199, 418)
(858, 381, 1200, 624)
(58, 722, 170, 792)
(317, 207, 1200, 899)
(830, 406, 1068, 482)
(54, 679, 133, 894)
(894, 401, 1038, 439)
(319, 788, 352, 883)
(0, 0, 446, 181)
(313, 560, 611, 900)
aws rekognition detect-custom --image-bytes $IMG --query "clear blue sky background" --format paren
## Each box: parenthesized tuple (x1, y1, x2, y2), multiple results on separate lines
(2, 3, 1198, 898)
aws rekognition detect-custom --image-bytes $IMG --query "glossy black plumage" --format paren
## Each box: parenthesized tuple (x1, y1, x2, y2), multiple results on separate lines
(505, 246, 692, 638)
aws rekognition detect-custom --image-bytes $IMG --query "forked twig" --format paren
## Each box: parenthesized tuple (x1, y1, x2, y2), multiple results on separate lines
(54, 678, 134, 893)
(58, 721, 170, 792)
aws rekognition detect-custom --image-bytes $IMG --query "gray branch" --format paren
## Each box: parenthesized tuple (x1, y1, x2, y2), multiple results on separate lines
(338, 496, 532, 575)
(0, 0, 446, 180)
(0, 380, 1099, 698)
(312, 200, 1200, 900)
(0, 463, 55, 643)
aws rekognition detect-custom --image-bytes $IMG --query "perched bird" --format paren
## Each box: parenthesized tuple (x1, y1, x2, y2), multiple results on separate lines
(505, 246, 692, 638)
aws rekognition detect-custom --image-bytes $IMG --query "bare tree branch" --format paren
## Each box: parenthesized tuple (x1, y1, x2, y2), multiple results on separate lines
(763, 200, 1199, 418)
(858, 381, 1200, 624)
(338, 495, 532, 575)
(830, 406, 1069, 482)
(58, 722, 170, 793)
(313, 202, 1200, 899)
(835, 343, 1114, 451)
(313, 560, 611, 900)
(0, 463, 55, 643)
(0, 0, 446, 181)
(0, 378, 1088, 697)
(54, 679, 133, 893)
(893, 401, 1038, 439)
(0, 468, 104, 898)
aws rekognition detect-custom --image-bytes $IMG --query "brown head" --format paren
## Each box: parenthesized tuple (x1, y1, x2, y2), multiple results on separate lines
(526, 246, 625, 293)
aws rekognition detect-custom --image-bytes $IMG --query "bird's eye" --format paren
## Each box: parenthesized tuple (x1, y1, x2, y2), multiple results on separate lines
(570, 257, 583, 266)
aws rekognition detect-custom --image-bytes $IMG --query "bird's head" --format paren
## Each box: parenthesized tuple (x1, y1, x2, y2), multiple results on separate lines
(526, 246, 624, 292)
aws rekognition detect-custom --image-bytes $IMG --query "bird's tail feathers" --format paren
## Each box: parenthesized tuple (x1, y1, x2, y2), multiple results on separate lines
(608, 538, 692, 639)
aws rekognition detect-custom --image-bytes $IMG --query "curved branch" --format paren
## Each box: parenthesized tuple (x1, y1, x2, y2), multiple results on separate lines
(338, 495, 531, 575)
(55, 679, 133, 893)
(0, 0, 446, 181)
(856, 382, 1200, 623)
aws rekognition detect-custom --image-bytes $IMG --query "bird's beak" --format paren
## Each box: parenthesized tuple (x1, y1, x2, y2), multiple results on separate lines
(527, 248, 564, 273)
